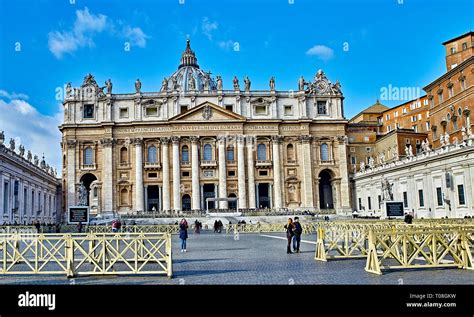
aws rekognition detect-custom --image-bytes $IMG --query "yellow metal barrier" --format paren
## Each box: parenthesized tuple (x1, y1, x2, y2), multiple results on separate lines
(0, 233, 172, 278)
(365, 228, 474, 275)
(87, 225, 180, 234)
(225, 223, 317, 234)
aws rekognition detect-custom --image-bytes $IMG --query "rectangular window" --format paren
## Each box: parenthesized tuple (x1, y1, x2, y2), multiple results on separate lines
(411, 115, 416, 122)
(119, 108, 129, 118)
(438, 92, 443, 104)
(317, 101, 327, 115)
(458, 184, 466, 205)
(387, 125, 392, 132)
(426, 122, 430, 130)
(436, 187, 443, 206)
(386, 114, 390, 120)
(23, 188, 28, 215)
(412, 125, 418, 132)
(462, 42, 468, 50)
(31, 190, 35, 214)
(358, 197, 362, 210)
(180, 105, 188, 114)
(255, 105, 267, 115)
(378, 195, 381, 208)
(448, 86, 454, 98)
(351, 156, 356, 165)
(146, 107, 158, 116)
(259, 170, 268, 176)
(461, 79, 466, 91)
(418, 189, 424, 207)
(225, 105, 233, 112)
(368, 197, 371, 210)
(182, 171, 190, 177)
(13, 180, 19, 211)
(148, 173, 157, 178)
(402, 108, 407, 114)
(3, 182, 8, 214)
(284, 105, 293, 115)
(403, 192, 408, 208)
(394, 111, 398, 117)
(423, 99, 429, 106)
(450, 47, 456, 54)
(83, 104, 94, 119)
(228, 171, 236, 177)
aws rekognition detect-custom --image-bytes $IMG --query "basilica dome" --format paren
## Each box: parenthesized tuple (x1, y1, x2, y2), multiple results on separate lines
(161, 40, 217, 93)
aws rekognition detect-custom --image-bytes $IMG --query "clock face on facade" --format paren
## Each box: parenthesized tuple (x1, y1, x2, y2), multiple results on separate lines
(316, 80, 328, 93)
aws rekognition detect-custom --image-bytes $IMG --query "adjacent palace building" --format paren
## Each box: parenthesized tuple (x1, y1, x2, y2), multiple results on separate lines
(60, 40, 351, 215)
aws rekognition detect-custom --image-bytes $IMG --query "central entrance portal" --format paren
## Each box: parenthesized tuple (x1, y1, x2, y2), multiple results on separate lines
(258, 183, 271, 209)
(147, 185, 159, 211)
(203, 184, 216, 210)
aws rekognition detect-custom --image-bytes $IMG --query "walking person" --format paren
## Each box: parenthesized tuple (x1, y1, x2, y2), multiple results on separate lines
(284, 218, 295, 254)
(292, 217, 303, 253)
(179, 218, 189, 253)
(77, 221, 83, 233)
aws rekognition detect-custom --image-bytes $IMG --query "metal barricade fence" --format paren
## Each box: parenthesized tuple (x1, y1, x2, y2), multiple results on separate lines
(0, 232, 172, 278)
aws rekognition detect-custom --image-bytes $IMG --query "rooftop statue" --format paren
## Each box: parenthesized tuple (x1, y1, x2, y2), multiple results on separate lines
(233, 76, 240, 90)
(244, 76, 251, 92)
(105, 79, 113, 94)
(135, 78, 141, 93)
(269, 76, 275, 91)
(9, 138, 15, 151)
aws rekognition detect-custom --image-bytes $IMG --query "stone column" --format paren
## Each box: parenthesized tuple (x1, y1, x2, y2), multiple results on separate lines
(171, 136, 181, 211)
(314, 178, 320, 211)
(101, 138, 115, 212)
(236, 135, 247, 210)
(300, 135, 314, 209)
(337, 136, 352, 212)
(190, 136, 201, 211)
(132, 138, 144, 212)
(271, 135, 283, 209)
(160, 137, 171, 211)
(246, 136, 256, 209)
(217, 135, 228, 209)
(66, 140, 77, 207)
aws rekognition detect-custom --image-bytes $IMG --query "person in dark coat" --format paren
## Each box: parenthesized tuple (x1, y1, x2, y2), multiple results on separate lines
(179, 218, 189, 252)
(292, 217, 303, 253)
(284, 218, 295, 254)
(404, 212, 413, 224)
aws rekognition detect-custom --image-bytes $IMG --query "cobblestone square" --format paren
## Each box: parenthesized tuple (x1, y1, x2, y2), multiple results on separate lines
(1, 231, 472, 285)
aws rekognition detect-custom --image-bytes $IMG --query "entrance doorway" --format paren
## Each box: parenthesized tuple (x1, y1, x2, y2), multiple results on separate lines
(258, 183, 270, 209)
(228, 193, 237, 210)
(319, 170, 334, 209)
(79, 173, 97, 206)
(147, 186, 159, 212)
(203, 184, 216, 210)
(182, 194, 191, 211)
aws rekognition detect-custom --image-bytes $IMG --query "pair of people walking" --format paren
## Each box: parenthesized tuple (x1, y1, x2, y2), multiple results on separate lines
(284, 217, 303, 254)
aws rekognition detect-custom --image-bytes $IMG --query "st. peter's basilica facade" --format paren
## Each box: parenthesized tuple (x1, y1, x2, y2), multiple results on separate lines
(60, 40, 351, 215)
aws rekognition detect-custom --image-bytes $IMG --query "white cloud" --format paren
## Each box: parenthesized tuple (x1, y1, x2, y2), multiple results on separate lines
(48, 7, 149, 59)
(123, 26, 149, 48)
(306, 45, 334, 61)
(0, 92, 63, 174)
(0, 90, 29, 100)
(202, 17, 218, 40)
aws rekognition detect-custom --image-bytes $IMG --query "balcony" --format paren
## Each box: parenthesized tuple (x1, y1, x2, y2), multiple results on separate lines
(144, 161, 161, 170)
(181, 161, 191, 167)
(255, 160, 272, 168)
(200, 160, 217, 168)
(319, 160, 335, 165)
(81, 163, 97, 170)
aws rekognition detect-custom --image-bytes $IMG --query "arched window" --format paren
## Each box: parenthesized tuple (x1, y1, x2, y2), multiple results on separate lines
(320, 143, 329, 161)
(93, 187, 98, 198)
(84, 147, 93, 165)
(120, 147, 128, 164)
(147, 145, 157, 163)
(203, 144, 212, 161)
(257, 144, 267, 161)
(120, 189, 129, 205)
(63, 155, 66, 168)
(287, 144, 295, 161)
(182, 145, 189, 162)
(227, 146, 234, 161)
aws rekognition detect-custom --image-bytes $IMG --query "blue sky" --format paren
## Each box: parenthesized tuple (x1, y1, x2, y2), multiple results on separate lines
(0, 0, 473, 171)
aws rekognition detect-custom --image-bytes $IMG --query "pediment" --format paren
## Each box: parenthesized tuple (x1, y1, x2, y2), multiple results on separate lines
(169, 102, 246, 122)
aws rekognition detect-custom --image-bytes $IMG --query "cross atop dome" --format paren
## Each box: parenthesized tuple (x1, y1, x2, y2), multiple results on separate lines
(179, 39, 199, 69)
